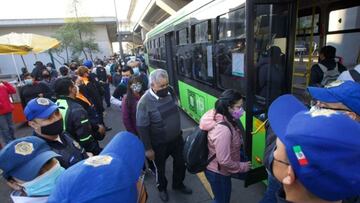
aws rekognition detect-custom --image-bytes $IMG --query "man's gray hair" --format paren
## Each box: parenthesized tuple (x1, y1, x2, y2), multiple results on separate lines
(149, 69, 169, 85)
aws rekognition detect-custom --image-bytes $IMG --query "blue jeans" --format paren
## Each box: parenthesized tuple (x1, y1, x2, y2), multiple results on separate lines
(205, 170, 231, 203)
(0, 113, 15, 145)
(259, 172, 281, 203)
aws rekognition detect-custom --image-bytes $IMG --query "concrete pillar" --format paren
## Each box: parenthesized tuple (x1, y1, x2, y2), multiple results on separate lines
(155, 0, 179, 15)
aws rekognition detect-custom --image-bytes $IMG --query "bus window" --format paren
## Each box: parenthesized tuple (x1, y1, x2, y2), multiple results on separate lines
(178, 28, 189, 45)
(191, 21, 214, 84)
(159, 36, 166, 61)
(329, 5, 360, 32)
(218, 8, 245, 40)
(297, 14, 319, 35)
(216, 8, 246, 95)
(327, 5, 360, 67)
(194, 21, 210, 43)
(253, 4, 290, 109)
(176, 28, 192, 78)
(176, 48, 193, 78)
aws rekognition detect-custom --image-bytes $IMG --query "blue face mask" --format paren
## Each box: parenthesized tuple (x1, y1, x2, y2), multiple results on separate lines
(21, 161, 65, 197)
(133, 67, 140, 75)
(24, 79, 33, 85)
(122, 77, 129, 86)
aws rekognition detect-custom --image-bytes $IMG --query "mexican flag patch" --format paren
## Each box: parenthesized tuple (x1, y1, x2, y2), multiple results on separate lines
(293, 145, 308, 166)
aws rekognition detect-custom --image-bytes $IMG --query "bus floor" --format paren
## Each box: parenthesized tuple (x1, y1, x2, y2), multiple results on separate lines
(0, 101, 266, 203)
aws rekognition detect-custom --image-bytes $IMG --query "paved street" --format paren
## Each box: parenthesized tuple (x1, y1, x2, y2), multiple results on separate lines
(0, 100, 266, 203)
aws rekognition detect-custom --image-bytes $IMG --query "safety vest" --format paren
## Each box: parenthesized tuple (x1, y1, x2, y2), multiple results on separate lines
(56, 98, 69, 131)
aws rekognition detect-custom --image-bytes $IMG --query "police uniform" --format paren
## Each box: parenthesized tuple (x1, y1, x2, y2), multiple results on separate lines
(23, 97, 89, 169)
(56, 96, 102, 155)
(35, 131, 88, 169)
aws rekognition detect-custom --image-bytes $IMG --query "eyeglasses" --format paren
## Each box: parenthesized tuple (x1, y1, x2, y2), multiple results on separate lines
(320, 106, 352, 113)
(273, 157, 290, 166)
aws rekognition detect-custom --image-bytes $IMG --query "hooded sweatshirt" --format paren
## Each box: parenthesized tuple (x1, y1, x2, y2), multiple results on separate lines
(199, 109, 248, 176)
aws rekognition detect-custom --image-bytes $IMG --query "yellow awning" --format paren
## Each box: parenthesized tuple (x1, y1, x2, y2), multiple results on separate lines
(0, 32, 60, 55)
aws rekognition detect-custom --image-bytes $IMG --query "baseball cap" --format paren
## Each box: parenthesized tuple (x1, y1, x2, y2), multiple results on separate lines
(24, 98, 59, 121)
(269, 96, 360, 201)
(83, 60, 93, 69)
(307, 80, 360, 115)
(268, 94, 307, 138)
(48, 131, 145, 203)
(0, 136, 60, 181)
(33, 61, 43, 66)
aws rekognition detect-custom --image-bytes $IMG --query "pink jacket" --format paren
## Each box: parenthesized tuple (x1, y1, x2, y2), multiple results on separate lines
(199, 109, 248, 176)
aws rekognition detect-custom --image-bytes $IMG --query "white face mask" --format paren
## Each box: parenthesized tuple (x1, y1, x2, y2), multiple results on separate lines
(24, 79, 33, 85)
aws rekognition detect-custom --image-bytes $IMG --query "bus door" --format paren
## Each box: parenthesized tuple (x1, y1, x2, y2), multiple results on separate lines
(244, 0, 297, 186)
(165, 32, 179, 93)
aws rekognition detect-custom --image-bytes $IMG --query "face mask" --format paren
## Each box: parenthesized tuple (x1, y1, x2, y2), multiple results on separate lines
(21, 161, 65, 197)
(122, 77, 129, 86)
(155, 87, 169, 98)
(130, 82, 142, 93)
(41, 118, 63, 136)
(231, 107, 244, 119)
(46, 67, 52, 72)
(24, 79, 33, 85)
(133, 67, 140, 75)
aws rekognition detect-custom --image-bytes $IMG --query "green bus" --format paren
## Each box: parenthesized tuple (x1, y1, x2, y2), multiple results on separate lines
(143, 0, 360, 186)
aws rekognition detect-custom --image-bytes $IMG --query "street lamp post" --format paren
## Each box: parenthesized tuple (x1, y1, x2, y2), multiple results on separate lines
(113, 0, 125, 61)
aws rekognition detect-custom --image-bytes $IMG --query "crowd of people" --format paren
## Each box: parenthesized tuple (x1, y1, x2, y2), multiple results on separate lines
(0, 48, 359, 203)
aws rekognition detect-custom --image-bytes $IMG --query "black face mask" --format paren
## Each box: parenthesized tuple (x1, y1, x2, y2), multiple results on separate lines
(155, 87, 169, 98)
(42, 74, 50, 78)
(40, 119, 63, 136)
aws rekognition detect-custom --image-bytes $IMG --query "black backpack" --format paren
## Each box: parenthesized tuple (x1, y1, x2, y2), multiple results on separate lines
(183, 121, 232, 174)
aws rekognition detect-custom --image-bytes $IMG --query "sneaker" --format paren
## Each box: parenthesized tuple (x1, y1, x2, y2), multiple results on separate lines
(172, 185, 193, 194)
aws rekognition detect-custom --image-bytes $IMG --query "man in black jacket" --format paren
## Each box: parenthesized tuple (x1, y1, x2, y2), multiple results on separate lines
(309, 45, 347, 86)
(20, 73, 54, 107)
(54, 78, 102, 155)
(31, 61, 46, 81)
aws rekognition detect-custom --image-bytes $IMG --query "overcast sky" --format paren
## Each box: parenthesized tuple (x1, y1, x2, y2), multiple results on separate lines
(0, 0, 131, 20)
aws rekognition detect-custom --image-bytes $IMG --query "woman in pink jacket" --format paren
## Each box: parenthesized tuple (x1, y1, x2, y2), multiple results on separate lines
(199, 89, 251, 203)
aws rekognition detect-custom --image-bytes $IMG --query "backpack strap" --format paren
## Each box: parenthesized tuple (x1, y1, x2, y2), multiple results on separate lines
(317, 63, 327, 73)
(349, 69, 360, 82)
(211, 121, 234, 171)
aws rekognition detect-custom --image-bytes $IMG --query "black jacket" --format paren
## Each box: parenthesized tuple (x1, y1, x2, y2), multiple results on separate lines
(56, 96, 102, 155)
(34, 132, 88, 169)
(20, 82, 53, 107)
(79, 75, 104, 113)
(76, 97, 105, 141)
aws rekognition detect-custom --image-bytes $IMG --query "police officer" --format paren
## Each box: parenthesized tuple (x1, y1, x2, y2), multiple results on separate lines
(24, 97, 88, 168)
(54, 78, 102, 155)
(48, 132, 145, 203)
(0, 136, 65, 203)
(268, 95, 360, 203)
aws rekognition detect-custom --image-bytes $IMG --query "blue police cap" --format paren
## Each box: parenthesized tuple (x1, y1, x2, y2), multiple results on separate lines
(269, 95, 360, 201)
(48, 131, 145, 203)
(307, 80, 360, 115)
(0, 136, 60, 181)
(24, 98, 59, 121)
(83, 60, 93, 69)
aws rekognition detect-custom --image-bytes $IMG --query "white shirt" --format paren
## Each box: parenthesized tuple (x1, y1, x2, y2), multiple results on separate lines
(11, 191, 48, 203)
(337, 64, 360, 81)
